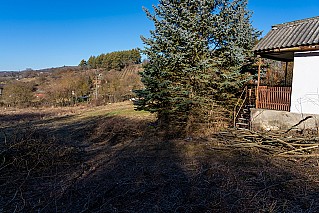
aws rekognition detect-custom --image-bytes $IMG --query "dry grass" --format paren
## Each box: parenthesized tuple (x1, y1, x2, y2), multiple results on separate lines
(1, 102, 319, 212)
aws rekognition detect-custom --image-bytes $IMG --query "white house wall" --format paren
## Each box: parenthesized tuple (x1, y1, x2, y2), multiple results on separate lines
(290, 51, 319, 114)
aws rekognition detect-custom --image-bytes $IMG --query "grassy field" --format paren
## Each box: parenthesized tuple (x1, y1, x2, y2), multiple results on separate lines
(1, 102, 319, 212)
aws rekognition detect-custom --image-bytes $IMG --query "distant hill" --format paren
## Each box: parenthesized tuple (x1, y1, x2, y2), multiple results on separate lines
(0, 64, 144, 107)
(0, 66, 83, 83)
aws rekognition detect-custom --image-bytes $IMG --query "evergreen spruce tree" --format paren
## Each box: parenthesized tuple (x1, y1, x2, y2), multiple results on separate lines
(79, 59, 87, 69)
(87, 56, 96, 69)
(135, 0, 260, 134)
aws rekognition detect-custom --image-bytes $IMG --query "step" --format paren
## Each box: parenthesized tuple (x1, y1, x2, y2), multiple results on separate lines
(239, 113, 250, 117)
(236, 122, 249, 126)
(240, 111, 250, 115)
(238, 118, 249, 122)
(242, 115, 250, 119)
(236, 127, 250, 130)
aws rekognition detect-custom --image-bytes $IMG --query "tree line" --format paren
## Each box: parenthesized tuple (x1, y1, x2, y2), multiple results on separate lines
(79, 49, 141, 71)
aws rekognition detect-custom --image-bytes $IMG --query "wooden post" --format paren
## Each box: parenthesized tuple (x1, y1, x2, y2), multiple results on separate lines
(284, 61, 288, 86)
(95, 70, 98, 100)
(256, 58, 261, 108)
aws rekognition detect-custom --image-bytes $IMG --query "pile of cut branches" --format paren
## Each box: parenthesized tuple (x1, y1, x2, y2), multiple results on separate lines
(214, 129, 319, 158)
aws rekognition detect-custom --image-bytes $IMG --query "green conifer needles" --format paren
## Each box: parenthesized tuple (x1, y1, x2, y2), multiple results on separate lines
(135, 0, 260, 134)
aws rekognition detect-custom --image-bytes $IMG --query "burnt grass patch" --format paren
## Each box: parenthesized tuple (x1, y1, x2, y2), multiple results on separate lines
(1, 106, 319, 212)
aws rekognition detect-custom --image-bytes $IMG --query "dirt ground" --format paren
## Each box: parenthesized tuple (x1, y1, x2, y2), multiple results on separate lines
(1, 102, 319, 212)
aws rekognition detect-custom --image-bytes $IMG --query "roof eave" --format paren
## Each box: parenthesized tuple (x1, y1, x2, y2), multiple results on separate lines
(254, 45, 319, 61)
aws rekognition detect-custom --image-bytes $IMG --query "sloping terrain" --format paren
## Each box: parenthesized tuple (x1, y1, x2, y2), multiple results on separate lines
(1, 102, 319, 212)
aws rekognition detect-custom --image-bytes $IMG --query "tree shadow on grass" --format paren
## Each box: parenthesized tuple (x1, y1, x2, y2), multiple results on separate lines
(45, 117, 319, 212)
(1, 113, 319, 212)
(0, 112, 56, 127)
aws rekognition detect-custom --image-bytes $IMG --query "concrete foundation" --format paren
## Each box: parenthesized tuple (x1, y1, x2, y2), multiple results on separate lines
(251, 108, 319, 131)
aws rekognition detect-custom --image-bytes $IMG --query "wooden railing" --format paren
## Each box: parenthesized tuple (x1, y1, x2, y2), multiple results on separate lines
(256, 86, 292, 111)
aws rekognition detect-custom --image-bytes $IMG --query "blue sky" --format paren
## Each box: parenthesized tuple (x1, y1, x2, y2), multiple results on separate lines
(0, 0, 318, 71)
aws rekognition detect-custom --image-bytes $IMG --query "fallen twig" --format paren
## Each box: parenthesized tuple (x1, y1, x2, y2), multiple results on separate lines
(274, 154, 319, 158)
(285, 116, 313, 133)
(276, 145, 319, 156)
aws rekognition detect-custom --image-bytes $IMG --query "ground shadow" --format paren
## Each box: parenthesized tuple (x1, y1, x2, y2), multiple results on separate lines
(1, 112, 319, 212)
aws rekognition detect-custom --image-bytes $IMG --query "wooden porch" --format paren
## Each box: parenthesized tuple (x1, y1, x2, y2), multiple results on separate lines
(256, 86, 292, 111)
(233, 85, 292, 129)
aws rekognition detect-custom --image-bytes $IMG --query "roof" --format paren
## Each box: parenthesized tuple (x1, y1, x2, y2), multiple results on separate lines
(254, 16, 319, 61)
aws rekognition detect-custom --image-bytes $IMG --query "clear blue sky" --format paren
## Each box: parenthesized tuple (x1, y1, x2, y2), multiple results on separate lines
(0, 0, 318, 71)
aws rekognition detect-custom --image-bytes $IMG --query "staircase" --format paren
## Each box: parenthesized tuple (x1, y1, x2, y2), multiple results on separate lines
(233, 87, 256, 130)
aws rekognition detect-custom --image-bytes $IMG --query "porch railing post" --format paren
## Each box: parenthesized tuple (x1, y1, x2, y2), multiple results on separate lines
(256, 58, 262, 108)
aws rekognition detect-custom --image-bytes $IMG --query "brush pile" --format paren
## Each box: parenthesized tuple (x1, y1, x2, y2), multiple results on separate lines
(215, 128, 319, 158)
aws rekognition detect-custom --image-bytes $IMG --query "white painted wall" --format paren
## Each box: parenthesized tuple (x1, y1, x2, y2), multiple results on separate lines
(290, 51, 319, 114)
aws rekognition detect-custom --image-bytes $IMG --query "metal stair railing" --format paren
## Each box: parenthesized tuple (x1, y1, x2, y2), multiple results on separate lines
(233, 86, 248, 128)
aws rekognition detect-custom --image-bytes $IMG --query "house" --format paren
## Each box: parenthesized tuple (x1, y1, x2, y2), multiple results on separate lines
(35, 90, 46, 99)
(250, 16, 319, 130)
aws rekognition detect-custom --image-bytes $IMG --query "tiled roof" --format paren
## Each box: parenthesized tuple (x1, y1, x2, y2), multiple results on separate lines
(254, 16, 319, 53)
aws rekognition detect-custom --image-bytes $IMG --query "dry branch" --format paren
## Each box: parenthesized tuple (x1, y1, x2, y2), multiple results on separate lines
(274, 154, 319, 158)
(285, 116, 313, 133)
(276, 145, 319, 156)
(215, 128, 319, 158)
